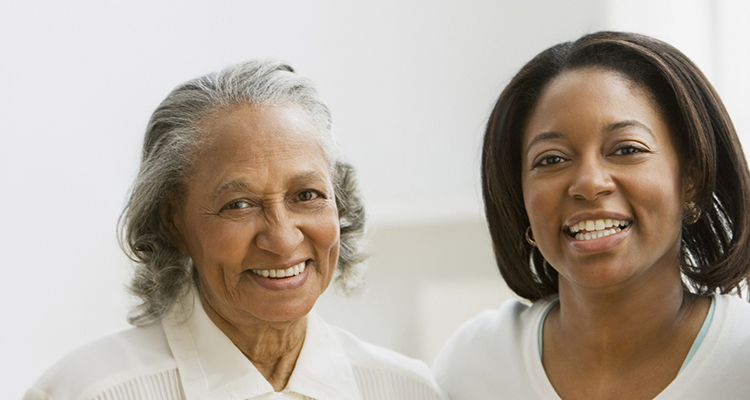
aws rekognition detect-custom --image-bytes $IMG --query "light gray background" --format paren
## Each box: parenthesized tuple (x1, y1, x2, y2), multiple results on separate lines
(3, 1, 749, 397)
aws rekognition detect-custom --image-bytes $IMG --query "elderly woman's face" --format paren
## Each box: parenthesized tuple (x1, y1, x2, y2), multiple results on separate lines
(169, 105, 339, 325)
(520, 68, 691, 294)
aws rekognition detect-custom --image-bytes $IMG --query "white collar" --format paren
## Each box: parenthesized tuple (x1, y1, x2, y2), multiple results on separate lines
(162, 287, 362, 400)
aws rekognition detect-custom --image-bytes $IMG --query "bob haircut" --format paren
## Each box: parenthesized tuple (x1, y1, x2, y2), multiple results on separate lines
(482, 31, 750, 302)
(119, 60, 366, 326)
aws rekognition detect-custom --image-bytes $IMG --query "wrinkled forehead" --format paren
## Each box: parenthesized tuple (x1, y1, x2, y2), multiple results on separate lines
(195, 102, 339, 169)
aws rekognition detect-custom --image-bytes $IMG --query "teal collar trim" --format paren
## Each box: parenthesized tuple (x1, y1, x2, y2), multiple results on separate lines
(679, 295, 716, 373)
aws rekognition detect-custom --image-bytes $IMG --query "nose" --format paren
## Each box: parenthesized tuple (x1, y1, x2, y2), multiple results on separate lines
(255, 205, 304, 255)
(567, 156, 615, 201)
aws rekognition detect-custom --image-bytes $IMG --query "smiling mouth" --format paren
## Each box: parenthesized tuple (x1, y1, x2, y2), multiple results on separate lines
(249, 261, 306, 279)
(568, 219, 630, 241)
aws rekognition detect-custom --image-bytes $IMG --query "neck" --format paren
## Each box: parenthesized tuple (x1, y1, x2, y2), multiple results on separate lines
(559, 282, 688, 346)
(199, 293, 307, 392)
(550, 265, 702, 366)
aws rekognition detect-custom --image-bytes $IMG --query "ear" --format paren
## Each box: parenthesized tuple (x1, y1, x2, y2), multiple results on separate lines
(683, 163, 701, 203)
(159, 196, 187, 252)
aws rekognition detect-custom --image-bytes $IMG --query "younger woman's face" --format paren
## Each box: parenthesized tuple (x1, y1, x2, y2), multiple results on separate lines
(521, 68, 691, 294)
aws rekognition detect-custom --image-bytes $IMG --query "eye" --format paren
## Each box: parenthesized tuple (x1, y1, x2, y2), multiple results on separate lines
(613, 144, 648, 156)
(532, 154, 566, 168)
(223, 199, 252, 210)
(296, 190, 322, 202)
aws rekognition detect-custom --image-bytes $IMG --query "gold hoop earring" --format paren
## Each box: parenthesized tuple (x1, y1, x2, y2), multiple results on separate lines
(525, 226, 537, 247)
(685, 201, 701, 225)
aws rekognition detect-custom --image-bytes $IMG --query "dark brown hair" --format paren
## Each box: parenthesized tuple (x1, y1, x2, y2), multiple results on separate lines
(482, 31, 750, 301)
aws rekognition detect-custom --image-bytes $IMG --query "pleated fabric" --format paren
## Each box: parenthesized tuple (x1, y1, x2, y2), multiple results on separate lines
(353, 368, 444, 400)
(92, 370, 184, 400)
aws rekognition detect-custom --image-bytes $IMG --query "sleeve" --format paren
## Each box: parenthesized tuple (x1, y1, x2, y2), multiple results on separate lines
(432, 301, 534, 400)
(22, 388, 53, 400)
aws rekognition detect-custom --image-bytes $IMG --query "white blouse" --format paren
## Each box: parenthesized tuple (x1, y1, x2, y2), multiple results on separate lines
(24, 290, 446, 400)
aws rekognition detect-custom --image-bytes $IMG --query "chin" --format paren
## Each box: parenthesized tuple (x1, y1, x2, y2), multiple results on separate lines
(560, 265, 638, 290)
(250, 296, 318, 324)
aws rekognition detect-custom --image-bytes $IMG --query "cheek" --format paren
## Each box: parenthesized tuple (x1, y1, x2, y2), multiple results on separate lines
(308, 210, 341, 273)
(206, 223, 250, 255)
(523, 178, 559, 229)
(187, 219, 256, 278)
(629, 169, 684, 221)
(314, 216, 340, 253)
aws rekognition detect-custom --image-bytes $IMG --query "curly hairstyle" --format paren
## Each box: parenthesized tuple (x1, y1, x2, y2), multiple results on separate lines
(482, 31, 750, 302)
(119, 60, 366, 326)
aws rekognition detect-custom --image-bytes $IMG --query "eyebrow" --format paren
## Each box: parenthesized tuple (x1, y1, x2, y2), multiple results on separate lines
(525, 119, 654, 156)
(287, 171, 329, 187)
(212, 171, 329, 200)
(525, 131, 563, 155)
(213, 180, 253, 200)
(606, 119, 654, 137)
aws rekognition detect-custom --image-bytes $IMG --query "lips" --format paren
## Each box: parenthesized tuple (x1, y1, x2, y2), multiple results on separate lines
(249, 261, 306, 279)
(568, 219, 630, 241)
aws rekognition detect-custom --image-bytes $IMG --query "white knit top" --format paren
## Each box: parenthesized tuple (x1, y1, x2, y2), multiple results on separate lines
(433, 294, 750, 399)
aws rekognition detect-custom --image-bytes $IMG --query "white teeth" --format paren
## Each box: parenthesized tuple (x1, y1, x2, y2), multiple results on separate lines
(575, 227, 622, 241)
(250, 262, 306, 279)
(569, 219, 630, 240)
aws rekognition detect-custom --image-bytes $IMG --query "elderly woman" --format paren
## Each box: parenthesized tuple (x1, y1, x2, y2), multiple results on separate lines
(25, 60, 446, 400)
(433, 32, 750, 399)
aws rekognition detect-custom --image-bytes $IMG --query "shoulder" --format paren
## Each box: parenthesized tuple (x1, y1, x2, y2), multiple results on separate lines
(712, 294, 750, 343)
(24, 322, 177, 400)
(328, 325, 447, 400)
(662, 294, 750, 398)
(716, 293, 750, 316)
(435, 297, 543, 358)
(432, 298, 552, 399)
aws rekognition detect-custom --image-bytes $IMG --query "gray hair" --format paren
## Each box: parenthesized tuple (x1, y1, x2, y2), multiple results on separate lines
(119, 60, 366, 326)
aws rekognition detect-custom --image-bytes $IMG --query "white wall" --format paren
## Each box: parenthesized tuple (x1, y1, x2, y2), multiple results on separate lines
(2, 0, 747, 397)
(714, 0, 750, 153)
